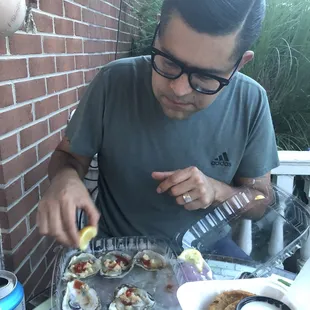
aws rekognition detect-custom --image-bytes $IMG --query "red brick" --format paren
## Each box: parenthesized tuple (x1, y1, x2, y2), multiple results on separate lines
(0, 59, 27, 82)
(20, 121, 48, 149)
(0, 37, 6, 54)
(2, 220, 28, 251)
(84, 69, 97, 83)
(75, 55, 89, 69)
(40, 0, 63, 16)
(31, 262, 54, 297)
(49, 110, 68, 132)
(84, 40, 105, 53)
(15, 79, 46, 103)
(35, 95, 59, 119)
(39, 177, 50, 197)
(9, 229, 43, 280)
(89, 0, 101, 11)
(75, 0, 89, 6)
(47, 74, 68, 94)
(55, 18, 74, 36)
(0, 104, 33, 136)
(0, 147, 37, 184)
(24, 158, 49, 191)
(0, 187, 39, 230)
(0, 179, 22, 207)
(66, 38, 83, 53)
(75, 22, 88, 37)
(78, 86, 87, 100)
(106, 16, 118, 29)
(16, 260, 31, 285)
(43, 37, 66, 54)
(30, 236, 54, 268)
(65, 1, 81, 20)
(29, 57, 55, 76)
(59, 89, 77, 108)
(9, 34, 42, 55)
(95, 12, 106, 27)
(0, 85, 14, 108)
(32, 12, 53, 33)
(28, 207, 37, 229)
(56, 56, 75, 72)
(89, 54, 109, 68)
(82, 9, 96, 24)
(38, 133, 61, 159)
(68, 71, 84, 88)
(0, 134, 18, 161)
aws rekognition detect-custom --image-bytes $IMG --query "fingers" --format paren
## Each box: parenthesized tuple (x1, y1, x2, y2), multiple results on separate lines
(175, 188, 203, 205)
(81, 198, 100, 228)
(156, 168, 192, 193)
(169, 179, 196, 197)
(151, 171, 176, 181)
(61, 199, 80, 247)
(49, 206, 72, 246)
(37, 202, 48, 235)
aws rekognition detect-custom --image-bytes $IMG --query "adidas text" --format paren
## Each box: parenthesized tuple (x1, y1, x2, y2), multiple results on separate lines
(211, 161, 231, 167)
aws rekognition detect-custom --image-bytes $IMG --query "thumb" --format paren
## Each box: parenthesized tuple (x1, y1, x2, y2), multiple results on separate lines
(82, 198, 100, 227)
(152, 171, 176, 180)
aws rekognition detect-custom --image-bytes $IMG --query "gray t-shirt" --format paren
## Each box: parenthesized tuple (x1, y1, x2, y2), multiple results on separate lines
(66, 56, 279, 239)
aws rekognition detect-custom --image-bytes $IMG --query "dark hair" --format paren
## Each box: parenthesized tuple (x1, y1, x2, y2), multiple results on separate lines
(159, 0, 266, 60)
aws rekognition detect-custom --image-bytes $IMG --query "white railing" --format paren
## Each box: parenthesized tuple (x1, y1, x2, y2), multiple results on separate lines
(238, 151, 310, 270)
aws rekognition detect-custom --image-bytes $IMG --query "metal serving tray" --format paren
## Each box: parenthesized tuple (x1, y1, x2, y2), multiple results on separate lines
(51, 236, 187, 309)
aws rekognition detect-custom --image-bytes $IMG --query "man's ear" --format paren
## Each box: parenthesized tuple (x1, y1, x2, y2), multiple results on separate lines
(157, 13, 161, 22)
(237, 51, 254, 71)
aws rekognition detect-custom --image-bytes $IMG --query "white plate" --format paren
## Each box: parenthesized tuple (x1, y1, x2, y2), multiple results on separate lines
(176, 278, 296, 310)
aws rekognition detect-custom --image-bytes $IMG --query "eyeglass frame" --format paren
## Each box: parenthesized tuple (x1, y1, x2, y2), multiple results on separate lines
(150, 23, 242, 95)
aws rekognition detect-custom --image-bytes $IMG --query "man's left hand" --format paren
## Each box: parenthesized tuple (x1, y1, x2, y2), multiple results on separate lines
(152, 166, 220, 211)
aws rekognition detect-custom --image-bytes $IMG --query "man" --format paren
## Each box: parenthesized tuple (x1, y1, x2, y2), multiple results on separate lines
(37, 0, 279, 250)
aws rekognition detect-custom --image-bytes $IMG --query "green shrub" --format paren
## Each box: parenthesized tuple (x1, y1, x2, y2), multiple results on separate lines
(131, 0, 310, 150)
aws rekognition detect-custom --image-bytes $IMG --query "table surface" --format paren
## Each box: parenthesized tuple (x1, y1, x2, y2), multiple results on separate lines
(28, 260, 296, 310)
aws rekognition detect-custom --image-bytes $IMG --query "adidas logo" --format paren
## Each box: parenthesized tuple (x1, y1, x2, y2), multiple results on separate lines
(211, 152, 231, 167)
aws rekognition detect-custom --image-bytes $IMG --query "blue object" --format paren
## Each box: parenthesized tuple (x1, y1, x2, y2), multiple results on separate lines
(0, 273, 25, 310)
(206, 235, 252, 261)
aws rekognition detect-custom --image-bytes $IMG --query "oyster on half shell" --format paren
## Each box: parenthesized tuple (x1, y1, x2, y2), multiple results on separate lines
(62, 279, 101, 310)
(134, 250, 166, 271)
(109, 284, 155, 310)
(100, 251, 134, 278)
(63, 253, 101, 281)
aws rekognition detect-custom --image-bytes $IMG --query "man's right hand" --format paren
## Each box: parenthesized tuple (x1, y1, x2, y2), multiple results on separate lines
(36, 168, 100, 248)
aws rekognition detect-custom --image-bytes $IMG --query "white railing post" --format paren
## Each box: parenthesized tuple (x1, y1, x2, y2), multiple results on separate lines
(298, 177, 310, 269)
(237, 219, 252, 255)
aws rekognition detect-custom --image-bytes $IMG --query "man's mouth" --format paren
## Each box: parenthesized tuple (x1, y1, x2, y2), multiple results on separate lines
(163, 96, 192, 109)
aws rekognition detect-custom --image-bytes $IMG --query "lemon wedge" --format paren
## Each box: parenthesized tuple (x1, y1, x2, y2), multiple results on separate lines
(178, 248, 204, 273)
(79, 226, 98, 251)
(255, 195, 265, 201)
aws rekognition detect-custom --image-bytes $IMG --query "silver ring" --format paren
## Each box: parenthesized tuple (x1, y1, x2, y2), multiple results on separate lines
(182, 192, 192, 204)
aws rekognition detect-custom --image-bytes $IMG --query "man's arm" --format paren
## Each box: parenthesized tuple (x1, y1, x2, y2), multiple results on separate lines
(152, 168, 273, 219)
(48, 136, 92, 181)
(211, 172, 273, 219)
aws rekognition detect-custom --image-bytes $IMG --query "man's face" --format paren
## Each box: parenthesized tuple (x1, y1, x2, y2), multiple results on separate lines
(152, 14, 250, 120)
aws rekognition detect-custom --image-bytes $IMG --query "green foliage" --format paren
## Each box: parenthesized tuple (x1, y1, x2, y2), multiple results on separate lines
(131, 0, 310, 150)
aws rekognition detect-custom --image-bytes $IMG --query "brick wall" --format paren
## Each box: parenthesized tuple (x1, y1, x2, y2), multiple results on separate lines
(0, 0, 138, 299)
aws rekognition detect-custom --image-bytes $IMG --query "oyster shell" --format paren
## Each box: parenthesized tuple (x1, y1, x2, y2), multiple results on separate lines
(62, 279, 101, 310)
(109, 284, 155, 310)
(100, 251, 134, 278)
(134, 250, 166, 271)
(63, 253, 101, 281)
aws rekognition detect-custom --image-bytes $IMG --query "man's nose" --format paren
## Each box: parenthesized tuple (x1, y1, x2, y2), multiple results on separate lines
(169, 74, 193, 97)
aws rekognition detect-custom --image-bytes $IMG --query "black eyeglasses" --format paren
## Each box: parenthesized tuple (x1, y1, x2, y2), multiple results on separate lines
(150, 23, 242, 95)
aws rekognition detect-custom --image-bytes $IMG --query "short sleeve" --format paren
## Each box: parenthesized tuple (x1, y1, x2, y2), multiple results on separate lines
(65, 69, 105, 157)
(236, 89, 280, 178)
